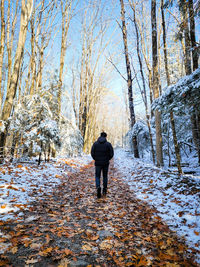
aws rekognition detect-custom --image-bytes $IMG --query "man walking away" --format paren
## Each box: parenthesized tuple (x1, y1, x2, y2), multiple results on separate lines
(91, 132, 114, 198)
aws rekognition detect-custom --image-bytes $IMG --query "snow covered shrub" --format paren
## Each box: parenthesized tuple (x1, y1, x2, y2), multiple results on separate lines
(129, 120, 152, 159)
(10, 94, 60, 160)
(57, 116, 83, 157)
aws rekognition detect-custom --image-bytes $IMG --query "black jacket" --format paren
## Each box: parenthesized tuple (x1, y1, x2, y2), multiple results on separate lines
(91, 136, 114, 166)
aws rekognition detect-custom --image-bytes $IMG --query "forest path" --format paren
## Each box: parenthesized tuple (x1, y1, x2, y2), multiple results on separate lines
(0, 160, 199, 266)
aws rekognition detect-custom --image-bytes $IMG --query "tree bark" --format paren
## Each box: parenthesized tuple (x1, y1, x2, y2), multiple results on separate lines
(180, 0, 192, 75)
(0, 0, 5, 111)
(151, 0, 163, 167)
(188, 0, 200, 164)
(180, 0, 200, 164)
(130, 1, 155, 162)
(188, 0, 198, 70)
(58, 0, 72, 118)
(120, 0, 139, 158)
(161, 0, 182, 174)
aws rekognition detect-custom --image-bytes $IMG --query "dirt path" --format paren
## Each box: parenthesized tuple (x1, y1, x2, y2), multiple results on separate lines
(0, 161, 199, 266)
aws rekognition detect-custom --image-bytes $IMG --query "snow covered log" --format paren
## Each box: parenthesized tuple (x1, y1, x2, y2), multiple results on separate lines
(152, 67, 200, 112)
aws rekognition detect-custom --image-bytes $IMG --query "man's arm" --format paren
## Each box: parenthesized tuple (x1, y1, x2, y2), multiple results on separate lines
(91, 143, 96, 160)
(108, 143, 114, 160)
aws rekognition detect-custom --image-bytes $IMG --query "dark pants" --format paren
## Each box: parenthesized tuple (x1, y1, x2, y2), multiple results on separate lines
(95, 164, 109, 189)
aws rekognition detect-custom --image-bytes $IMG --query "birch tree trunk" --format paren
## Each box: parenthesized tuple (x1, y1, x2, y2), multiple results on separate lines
(161, 0, 182, 174)
(151, 0, 163, 167)
(119, 0, 139, 158)
(0, 0, 33, 161)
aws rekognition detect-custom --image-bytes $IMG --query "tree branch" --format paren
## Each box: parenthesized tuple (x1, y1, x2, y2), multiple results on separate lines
(106, 57, 127, 82)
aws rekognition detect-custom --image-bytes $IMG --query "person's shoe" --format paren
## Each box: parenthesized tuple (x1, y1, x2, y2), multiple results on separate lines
(103, 188, 107, 196)
(97, 187, 101, 198)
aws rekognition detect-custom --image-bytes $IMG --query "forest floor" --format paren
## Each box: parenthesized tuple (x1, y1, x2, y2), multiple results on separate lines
(0, 151, 200, 267)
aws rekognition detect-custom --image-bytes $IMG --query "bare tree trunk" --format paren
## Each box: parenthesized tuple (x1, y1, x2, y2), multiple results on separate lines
(58, 0, 72, 118)
(188, 0, 198, 70)
(130, 1, 155, 163)
(38, 141, 43, 166)
(151, 0, 163, 167)
(0, 0, 5, 111)
(188, 0, 200, 164)
(179, 0, 200, 164)
(29, 7, 37, 95)
(6, 0, 19, 97)
(180, 0, 192, 75)
(161, 0, 182, 174)
(0, 0, 33, 161)
(120, 0, 139, 158)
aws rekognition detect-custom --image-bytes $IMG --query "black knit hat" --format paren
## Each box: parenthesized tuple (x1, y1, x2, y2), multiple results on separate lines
(100, 132, 107, 137)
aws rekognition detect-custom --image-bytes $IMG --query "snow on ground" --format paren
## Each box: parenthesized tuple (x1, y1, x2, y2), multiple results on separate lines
(114, 148, 200, 262)
(0, 154, 91, 222)
(1, 149, 199, 261)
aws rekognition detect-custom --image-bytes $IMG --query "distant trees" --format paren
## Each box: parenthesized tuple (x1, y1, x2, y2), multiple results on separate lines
(77, 0, 114, 153)
(0, 0, 199, 167)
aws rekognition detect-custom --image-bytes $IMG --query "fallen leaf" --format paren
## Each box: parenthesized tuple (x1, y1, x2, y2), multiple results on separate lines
(194, 230, 199, 236)
(30, 243, 42, 250)
(25, 258, 38, 264)
(100, 240, 113, 250)
(11, 246, 18, 254)
(39, 247, 53, 256)
(17, 165, 23, 168)
(82, 244, 92, 251)
(0, 260, 9, 266)
(64, 249, 73, 256)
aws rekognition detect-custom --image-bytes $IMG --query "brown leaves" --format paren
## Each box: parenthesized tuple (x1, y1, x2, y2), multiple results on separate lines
(0, 260, 9, 266)
(0, 160, 199, 267)
(39, 247, 53, 256)
(194, 231, 199, 236)
(82, 244, 93, 251)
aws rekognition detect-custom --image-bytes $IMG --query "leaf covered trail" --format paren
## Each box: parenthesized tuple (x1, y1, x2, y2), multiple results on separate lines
(0, 160, 199, 266)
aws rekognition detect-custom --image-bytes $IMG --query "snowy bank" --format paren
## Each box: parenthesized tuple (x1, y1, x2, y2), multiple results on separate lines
(0, 154, 91, 222)
(114, 148, 200, 262)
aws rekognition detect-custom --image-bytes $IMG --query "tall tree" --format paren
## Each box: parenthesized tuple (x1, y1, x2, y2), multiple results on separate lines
(0, 0, 5, 111)
(119, 0, 139, 158)
(179, 0, 200, 164)
(129, 0, 155, 163)
(188, 0, 198, 70)
(57, 0, 73, 119)
(6, 0, 19, 100)
(0, 0, 33, 160)
(161, 0, 182, 174)
(151, 0, 163, 166)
